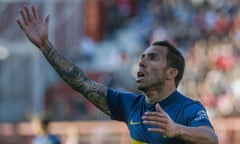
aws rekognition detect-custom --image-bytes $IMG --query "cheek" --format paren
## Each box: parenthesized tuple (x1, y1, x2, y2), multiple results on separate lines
(148, 62, 167, 76)
(150, 69, 163, 79)
(150, 68, 167, 79)
(149, 64, 164, 72)
(149, 61, 166, 70)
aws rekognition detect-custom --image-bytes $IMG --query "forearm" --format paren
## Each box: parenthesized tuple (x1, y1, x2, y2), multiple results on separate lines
(41, 41, 85, 88)
(176, 125, 218, 144)
(40, 40, 110, 115)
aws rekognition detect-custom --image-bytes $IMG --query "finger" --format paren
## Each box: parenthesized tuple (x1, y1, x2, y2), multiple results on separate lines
(32, 5, 39, 20)
(142, 118, 166, 125)
(156, 103, 172, 120)
(155, 103, 165, 113)
(142, 115, 165, 121)
(24, 5, 32, 23)
(44, 14, 50, 24)
(143, 120, 167, 129)
(20, 9, 28, 25)
(143, 120, 167, 127)
(142, 116, 167, 126)
(16, 19, 25, 31)
(144, 112, 165, 117)
(148, 126, 168, 136)
(148, 127, 164, 133)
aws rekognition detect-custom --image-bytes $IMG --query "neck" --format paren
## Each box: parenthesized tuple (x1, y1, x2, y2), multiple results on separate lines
(144, 85, 176, 104)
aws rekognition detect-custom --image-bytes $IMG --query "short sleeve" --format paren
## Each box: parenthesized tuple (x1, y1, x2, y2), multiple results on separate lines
(183, 102, 214, 129)
(107, 88, 137, 122)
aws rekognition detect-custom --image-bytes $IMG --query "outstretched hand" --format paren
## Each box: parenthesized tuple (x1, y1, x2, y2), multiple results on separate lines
(142, 103, 180, 138)
(16, 5, 50, 50)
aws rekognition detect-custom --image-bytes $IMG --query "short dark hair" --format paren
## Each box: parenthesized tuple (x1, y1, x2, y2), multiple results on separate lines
(151, 41, 185, 87)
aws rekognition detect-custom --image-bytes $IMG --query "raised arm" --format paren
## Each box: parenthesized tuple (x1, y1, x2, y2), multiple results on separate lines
(16, 5, 110, 116)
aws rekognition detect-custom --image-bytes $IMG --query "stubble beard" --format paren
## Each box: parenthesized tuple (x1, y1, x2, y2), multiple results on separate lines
(137, 79, 165, 93)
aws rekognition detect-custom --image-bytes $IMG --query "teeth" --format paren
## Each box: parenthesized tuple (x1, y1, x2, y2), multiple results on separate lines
(137, 72, 144, 77)
(136, 77, 144, 82)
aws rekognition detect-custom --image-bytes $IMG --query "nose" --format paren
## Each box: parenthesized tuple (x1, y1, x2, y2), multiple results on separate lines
(138, 58, 146, 67)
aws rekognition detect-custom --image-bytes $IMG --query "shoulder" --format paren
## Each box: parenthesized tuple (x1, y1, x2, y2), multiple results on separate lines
(107, 88, 145, 108)
(175, 91, 208, 116)
(107, 88, 141, 100)
(176, 91, 202, 105)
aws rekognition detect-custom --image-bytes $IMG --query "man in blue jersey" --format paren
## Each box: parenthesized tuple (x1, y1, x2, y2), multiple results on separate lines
(17, 5, 218, 144)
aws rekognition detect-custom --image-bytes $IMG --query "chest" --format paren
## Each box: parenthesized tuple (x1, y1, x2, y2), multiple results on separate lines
(126, 102, 187, 143)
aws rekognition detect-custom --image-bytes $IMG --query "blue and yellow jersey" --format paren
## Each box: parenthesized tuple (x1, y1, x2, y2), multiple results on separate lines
(107, 89, 213, 144)
(131, 138, 147, 144)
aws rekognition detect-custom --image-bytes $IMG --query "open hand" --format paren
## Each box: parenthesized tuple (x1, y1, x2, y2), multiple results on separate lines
(142, 103, 180, 138)
(16, 5, 50, 50)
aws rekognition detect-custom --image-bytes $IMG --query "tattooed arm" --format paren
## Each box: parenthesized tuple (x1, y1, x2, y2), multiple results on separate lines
(16, 5, 111, 115)
(43, 41, 110, 115)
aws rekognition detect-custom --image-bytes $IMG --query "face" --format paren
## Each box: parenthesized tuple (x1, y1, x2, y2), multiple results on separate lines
(136, 45, 168, 91)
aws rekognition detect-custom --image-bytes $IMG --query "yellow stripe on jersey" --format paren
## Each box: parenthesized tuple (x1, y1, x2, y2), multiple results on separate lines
(131, 138, 147, 144)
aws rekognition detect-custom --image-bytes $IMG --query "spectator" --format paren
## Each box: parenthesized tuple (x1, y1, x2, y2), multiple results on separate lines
(30, 115, 61, 144)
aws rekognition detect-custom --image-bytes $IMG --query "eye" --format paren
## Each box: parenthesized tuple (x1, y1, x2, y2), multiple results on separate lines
(140, 54, 145, 60)
(148, 53, 159, 60)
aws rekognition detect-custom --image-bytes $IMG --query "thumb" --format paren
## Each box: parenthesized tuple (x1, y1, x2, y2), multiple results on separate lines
(156, 103, 171, 119)
(155, 103, 163, 112)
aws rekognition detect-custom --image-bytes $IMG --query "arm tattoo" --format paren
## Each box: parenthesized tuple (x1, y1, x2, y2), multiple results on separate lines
(42, 41, 111, 115)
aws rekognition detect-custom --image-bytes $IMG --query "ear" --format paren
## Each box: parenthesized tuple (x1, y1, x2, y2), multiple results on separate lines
(166, 68, 178, 80)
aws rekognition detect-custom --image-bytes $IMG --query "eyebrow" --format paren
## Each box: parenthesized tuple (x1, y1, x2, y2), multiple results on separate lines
(141, 52, 160, 59)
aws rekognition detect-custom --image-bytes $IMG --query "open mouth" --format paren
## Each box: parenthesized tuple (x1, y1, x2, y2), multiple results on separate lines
(136, 72, 145, 82)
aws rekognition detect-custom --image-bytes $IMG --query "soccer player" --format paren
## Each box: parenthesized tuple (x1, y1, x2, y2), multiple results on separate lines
(16, 5, 218, 144)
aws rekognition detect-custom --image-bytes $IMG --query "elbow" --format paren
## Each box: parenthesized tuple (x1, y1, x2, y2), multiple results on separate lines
(199, 128, 219, 144)
(203, 127, 219, 144)
(213, 137, 219, 144)
(209, 133, 219, 144)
